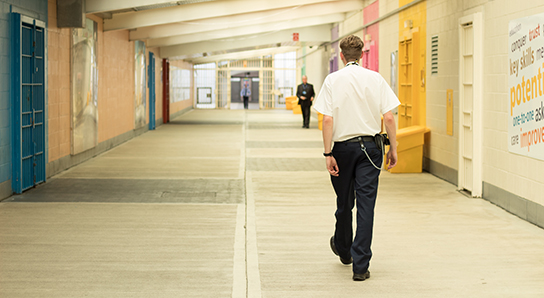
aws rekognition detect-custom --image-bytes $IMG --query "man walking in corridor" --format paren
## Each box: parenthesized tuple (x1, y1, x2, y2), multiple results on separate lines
(313, 34, 399, 281)
(241, 81, 251, 109)
(296, 75, 315, 128)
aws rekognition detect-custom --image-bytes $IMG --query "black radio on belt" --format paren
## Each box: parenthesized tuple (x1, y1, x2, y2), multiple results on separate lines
(374, 133, 390, 153)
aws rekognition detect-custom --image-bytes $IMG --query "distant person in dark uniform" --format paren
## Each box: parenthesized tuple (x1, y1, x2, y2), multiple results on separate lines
(296, 75, 315, 128)
(241, 82, 251, 109)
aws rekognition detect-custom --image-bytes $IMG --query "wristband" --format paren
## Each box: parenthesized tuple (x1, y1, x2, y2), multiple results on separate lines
(323, 152, 333, 157)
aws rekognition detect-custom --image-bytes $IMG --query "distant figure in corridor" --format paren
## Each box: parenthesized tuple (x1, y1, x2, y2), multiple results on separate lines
(241, 81, 251, 109)
(313, 35, 399, 281)
(296, 75, 315, 128)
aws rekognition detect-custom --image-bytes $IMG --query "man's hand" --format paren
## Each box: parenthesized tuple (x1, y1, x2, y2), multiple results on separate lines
(326, 156, 339, 176)
(300, 96, 306, 100)
(386, 149, 397, 169)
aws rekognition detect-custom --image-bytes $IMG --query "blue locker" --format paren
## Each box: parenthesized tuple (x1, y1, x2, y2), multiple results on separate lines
(11, 13, 46, 193)
(148, 52, 156, 130)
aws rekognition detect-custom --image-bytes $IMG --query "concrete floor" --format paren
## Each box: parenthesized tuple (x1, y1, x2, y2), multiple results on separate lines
(1, 109, 544, 297)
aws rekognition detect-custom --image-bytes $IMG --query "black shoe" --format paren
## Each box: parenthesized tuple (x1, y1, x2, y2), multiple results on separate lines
(353, 271, 370, 281)
(330, 236, 352, 265)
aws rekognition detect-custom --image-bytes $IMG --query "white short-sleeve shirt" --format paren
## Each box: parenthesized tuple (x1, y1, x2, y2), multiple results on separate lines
(313, 64, 400, 142)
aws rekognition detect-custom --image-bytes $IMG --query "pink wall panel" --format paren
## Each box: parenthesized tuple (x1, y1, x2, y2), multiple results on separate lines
(363, 1, 379, 72)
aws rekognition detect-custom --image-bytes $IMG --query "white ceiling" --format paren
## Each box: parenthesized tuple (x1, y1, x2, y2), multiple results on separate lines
(87, 0, 367, 62)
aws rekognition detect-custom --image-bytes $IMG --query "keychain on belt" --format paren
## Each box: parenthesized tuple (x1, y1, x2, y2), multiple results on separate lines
(357, 137, 383, 171)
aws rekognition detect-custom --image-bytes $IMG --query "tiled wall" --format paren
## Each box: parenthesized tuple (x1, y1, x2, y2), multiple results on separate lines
(48, 1, 154, 161)
(95, 19, 135, 143)
(47, 0, 70, 162)
(0, 2, 10, 184)
(1, 0, 48, 186)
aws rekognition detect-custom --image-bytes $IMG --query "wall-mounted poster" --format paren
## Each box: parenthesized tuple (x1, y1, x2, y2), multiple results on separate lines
(135, 41, 146, 129)
(508, 13, 544, 161)
(71, 18, 98, 155)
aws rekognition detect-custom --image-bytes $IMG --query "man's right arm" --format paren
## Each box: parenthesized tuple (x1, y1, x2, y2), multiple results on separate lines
(383, 111, 398, 169)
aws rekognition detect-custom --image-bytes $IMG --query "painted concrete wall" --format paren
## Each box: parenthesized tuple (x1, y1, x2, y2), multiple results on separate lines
(423, 0, 544, 226)
(363, 1, 380, 72)
(379, 0, 400, 86)
(425, 0, 464, 174)
(478, 0, 544, 206)
(0, 0, 48, 196)
(423, 0, 544, 205)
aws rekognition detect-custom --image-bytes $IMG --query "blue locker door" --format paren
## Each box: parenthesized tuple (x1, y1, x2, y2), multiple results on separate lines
(148, 52, 156, 130)
(11, 14, 46, 193)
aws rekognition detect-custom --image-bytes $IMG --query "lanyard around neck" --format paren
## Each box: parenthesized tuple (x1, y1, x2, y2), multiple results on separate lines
(346, 61, 359, 67)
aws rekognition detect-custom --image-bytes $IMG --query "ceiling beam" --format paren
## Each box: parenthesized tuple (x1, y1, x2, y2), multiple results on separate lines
(104, 0, 347, 31)
(130, 0, 361, 40)
(186, 46, 301, 64)
(147, 13, 345, 47)
(86, 0, 178, 14)
(160, 24, 331, 58)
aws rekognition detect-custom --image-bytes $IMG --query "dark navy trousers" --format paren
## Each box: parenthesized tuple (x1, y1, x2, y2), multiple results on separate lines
(331, 140, 382, 274)
(243, 96, 249, 109)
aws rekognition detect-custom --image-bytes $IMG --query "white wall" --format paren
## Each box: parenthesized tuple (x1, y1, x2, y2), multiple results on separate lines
(303, 47, 328, 97)
(425, 0, 464, 171)
(425, 0, 544, 205)
(478, 0, 544, 205)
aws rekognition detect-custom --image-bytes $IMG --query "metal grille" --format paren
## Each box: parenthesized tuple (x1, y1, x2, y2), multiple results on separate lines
(229, 60, 243, 68)
(170, 67, 191, 102)
(194, 63, 216, 108)
(194, 53, 296, 110)
(11, 15, 46, 193)
(261, 70, 274, 109)
(274, 52, 296, 107)
(217, 70, 229, 108)
(247, 58, 261, 68)
(431, 35, 438, 75)
(263, 55, 273, 68)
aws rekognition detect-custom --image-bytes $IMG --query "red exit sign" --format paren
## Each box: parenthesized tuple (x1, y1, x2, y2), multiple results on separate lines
(293, 33, 299, 41)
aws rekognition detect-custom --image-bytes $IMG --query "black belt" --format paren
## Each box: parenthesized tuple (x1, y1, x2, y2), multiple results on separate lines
(337, 136, 375, 143)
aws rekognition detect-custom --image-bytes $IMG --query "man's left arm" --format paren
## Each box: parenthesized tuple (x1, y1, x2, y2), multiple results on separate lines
(322, 115, 338, 176)
(310, 84, 315, 101)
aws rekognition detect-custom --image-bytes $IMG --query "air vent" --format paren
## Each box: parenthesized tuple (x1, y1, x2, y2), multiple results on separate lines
(431, 35, 438, 75)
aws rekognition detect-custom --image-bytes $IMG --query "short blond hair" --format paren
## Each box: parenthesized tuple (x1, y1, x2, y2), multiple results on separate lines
(340, 35, 364, 61)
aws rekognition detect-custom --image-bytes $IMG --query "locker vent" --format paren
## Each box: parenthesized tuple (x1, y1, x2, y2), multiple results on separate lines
(431, 35, 438, 75)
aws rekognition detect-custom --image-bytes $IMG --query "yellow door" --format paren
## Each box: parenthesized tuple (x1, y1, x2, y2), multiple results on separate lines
(399, 31, 422, 129)
(399, 37, 413, 128)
